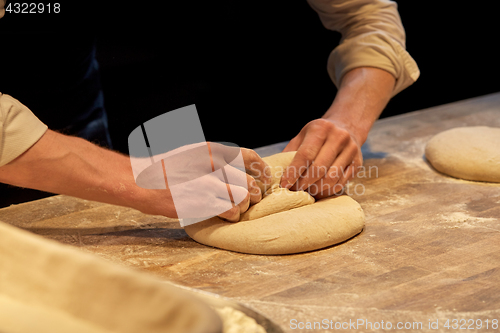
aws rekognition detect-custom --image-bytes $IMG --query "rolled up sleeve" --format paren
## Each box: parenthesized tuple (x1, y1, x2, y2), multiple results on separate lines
(307, 0, 420, 97)
(0, 0, 5, 19)
(0, 93, 48, 166)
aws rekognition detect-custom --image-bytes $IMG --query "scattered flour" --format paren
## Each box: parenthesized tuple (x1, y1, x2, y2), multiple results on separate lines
(438, 211, 497, 229)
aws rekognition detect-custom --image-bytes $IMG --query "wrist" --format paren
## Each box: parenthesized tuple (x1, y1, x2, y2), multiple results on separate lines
(322, 109, 371, 147)
(322, 67, 395, 145)
(321, 114, 368, 147)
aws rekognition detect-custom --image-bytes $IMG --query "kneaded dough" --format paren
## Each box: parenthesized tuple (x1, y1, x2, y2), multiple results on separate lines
(425, 126, 500, 183)
(214, 307, 266, 333)
(184, 151, 365, 255)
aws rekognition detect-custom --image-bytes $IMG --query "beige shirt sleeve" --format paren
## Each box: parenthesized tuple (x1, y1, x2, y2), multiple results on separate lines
(307, 0, 420, 97)
(0, 93, 48, 167)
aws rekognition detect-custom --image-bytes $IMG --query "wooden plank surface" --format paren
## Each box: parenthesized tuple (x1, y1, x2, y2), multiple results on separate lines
(2, 93, 500, 332)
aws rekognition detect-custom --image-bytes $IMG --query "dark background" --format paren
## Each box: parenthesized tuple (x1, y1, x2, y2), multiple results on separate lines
(94, 1, 500, 153)
(1, 1, 499, 206)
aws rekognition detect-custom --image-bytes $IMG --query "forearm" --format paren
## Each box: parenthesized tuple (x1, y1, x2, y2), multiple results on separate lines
(322, 67, 395, 145)
(0, 130, 175, 216)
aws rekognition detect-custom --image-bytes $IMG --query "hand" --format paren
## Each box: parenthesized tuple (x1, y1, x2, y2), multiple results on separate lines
(280, 119, 362, 199)
(215, 146, 272, 221)
(135, 143, 271, 222)
(0, 130, 271, 222)
(279, 67, 396, 198)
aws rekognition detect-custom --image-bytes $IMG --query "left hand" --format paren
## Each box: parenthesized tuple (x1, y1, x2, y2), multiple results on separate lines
(280, 118, 363, 199)
(279, 67, 396, 199)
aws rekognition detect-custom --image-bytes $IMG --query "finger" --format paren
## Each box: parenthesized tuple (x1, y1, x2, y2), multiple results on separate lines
(246, 173, 262, 204)
(312, 178, 345, 200)
(280, 132, 326, 189)
(228, 184, 251, 211)
(217, 205, 241, 222)
(240, 148, 272, 185)
(175, 176, 235, 219)
(325, 143, 358, 184)
(235, 190, 251, 213)
(318, 164, 355, 200)
(303, 144, 356, 198)
(337, 164, 356, 189)
(209, 142, 241, 169)
(221, 164, 251, 217)
(195, 173, 237, 199)
(208, 145, 272, 189)
(217, 187, 250, 222)
(339, 149, 363, 187)
(292, 135, 346, 191)
(216, 164, 248, 187)
(204, 164, 252, 217)
(308, 167, 348, 199)
(217, 163, 262, 205)
(311, 150, 360, 199)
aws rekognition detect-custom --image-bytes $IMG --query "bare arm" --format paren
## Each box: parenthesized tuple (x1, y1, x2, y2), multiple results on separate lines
(0, 130, 271, 220)
(0, 130, 177, 216)
(323, 66, 395, 145)
(280, 0, 418, 198)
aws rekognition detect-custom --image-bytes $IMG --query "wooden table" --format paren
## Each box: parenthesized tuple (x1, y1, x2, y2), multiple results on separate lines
(2, 93, 500, 332)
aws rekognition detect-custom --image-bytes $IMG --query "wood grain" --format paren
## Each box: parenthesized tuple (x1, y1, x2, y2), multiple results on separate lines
(2, 93, 500, 332)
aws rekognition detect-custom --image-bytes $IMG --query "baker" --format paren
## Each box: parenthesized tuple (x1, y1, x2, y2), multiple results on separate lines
(0, 1, 418, 332)
(0, 0, 418, 218)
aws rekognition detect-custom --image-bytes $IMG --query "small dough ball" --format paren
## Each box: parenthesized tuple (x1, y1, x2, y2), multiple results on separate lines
(425, 126, 500, 183)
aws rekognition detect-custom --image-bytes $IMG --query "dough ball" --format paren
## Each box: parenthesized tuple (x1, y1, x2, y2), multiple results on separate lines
(184, 152, 365, 255)
(425, 126, 500, 183)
